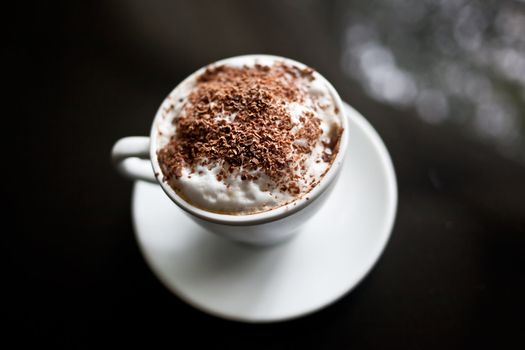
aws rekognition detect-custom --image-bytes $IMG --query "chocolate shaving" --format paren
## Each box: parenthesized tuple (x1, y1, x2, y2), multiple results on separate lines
(158, 62, 339, 195)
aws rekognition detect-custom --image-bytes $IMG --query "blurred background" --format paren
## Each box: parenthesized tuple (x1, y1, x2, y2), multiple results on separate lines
(9, 0, 524, 348)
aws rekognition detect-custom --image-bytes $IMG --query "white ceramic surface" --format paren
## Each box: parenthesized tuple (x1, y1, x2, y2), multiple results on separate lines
(132, 103, 397, 322)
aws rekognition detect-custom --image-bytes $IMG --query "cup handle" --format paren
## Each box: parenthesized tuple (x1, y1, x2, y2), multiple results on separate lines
(111, 137, 157, 183)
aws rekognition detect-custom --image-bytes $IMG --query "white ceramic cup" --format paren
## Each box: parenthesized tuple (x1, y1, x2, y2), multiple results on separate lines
(111, 55, 349, 246)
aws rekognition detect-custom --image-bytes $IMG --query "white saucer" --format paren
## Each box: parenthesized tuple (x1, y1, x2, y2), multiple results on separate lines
(132, 103, 397, 322)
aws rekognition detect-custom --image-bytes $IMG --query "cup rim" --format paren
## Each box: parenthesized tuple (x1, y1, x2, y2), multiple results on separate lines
(149, 54, 349, 226)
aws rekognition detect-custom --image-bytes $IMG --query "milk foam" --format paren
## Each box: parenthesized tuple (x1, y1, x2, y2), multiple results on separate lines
(156, 57, 342, 214)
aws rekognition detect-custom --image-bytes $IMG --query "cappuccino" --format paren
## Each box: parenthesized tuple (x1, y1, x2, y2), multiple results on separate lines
(156, 57, 343, 214)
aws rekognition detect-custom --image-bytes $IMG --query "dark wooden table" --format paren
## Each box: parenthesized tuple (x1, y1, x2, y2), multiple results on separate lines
(9, 1, 524, 348)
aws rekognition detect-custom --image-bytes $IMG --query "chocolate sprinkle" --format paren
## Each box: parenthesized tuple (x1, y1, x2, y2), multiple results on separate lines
(158, 62, 339, 194)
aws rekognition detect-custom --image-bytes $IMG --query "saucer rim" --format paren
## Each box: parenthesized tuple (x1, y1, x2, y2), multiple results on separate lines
(132, 102, 398, 323)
